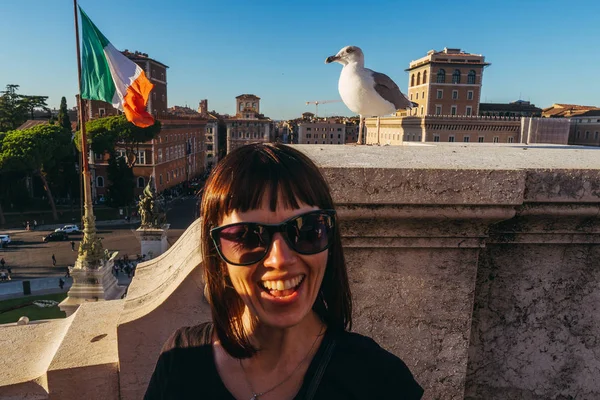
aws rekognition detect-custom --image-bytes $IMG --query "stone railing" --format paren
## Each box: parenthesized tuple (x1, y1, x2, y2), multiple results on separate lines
(1, 143, 599, 399)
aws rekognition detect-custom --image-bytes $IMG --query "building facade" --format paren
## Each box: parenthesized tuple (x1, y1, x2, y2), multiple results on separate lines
(479, 100, 542, 117)
(225, 94, 272, 153)
(406, 48, 490, 117)
(569, 110, 600, 147)
(365, 115, 569, 145)
(92, 117, 206, 201)
(297, 119, 346, 144)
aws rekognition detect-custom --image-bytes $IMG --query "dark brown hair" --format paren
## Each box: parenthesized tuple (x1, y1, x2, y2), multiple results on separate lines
(200, 143, 352, 358)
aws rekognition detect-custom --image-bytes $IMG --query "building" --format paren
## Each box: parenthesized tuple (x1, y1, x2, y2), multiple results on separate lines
(568, 110, 600, 147)
(80, 51, 207, 201)
(297, 119, 346, 144)
(225, 94, 272, 153)
(365, 115, 569, 145)
(479, 100, 542, 117)
(542, 103, 600, 118)
(86, 51, 168, 119)
(91, 116, 206, 202)
(406, 48, 490, 117)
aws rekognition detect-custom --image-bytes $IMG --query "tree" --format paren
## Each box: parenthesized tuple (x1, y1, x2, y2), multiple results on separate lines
(106, 155, 135, 208)
(0, 124, 72, 220)
(0, 84, 26, 132)
(21, 95, 50, 120)
(75, 115, 161, 167)
(0, 85, 51, 132)
(57, 97, 72, 134)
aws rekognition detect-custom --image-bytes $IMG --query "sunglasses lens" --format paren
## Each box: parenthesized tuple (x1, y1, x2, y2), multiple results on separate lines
(217, 224, 267, 265)
(287, 212, 334, 254)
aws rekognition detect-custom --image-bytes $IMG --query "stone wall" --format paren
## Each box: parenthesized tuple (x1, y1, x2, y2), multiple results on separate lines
(1, 143, 599, 399)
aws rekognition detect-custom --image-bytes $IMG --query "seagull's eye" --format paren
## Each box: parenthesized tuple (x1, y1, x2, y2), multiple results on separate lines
(346, 48, 354, 54)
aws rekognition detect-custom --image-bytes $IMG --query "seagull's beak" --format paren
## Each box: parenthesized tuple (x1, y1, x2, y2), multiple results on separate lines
(325, 55, 340, 64)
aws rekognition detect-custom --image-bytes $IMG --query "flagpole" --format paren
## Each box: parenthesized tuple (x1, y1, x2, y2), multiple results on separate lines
(71, 0, 104, 271)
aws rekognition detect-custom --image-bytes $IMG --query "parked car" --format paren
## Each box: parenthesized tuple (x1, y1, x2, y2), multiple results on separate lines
(43, 231, 69, 242)
(55, 224, 80, 234)
(0, 234, 11, 247)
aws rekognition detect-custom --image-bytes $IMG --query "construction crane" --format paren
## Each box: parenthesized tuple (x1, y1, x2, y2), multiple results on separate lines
(305, 100, 343, 117)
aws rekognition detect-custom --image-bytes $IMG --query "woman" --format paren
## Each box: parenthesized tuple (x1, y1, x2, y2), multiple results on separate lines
(145, 143, 423, 399)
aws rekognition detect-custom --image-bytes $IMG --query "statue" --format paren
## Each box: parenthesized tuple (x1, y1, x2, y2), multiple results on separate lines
(138, 177, 166, 228)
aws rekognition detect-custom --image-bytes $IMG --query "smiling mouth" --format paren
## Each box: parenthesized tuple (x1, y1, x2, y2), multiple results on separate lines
(258, 275, 305, 298)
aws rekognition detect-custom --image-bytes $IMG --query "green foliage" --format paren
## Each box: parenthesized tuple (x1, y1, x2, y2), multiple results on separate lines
(57, 97, 72, 134)
(0, 124, 71, 173)
(74, 114, 161, 157)
(0, 85, 50, 132)
(106, 155, 135, 208)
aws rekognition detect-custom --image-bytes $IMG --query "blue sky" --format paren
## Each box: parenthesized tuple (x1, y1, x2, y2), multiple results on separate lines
(1, 0, 599, 120)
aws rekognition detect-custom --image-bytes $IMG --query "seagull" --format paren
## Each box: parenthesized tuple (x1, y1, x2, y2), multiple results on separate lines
(325, 46, 412, 144)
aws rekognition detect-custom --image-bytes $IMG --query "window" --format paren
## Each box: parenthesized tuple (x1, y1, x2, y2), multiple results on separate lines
(137, 177, 145, 188)
(493, 137, 499, 143)
(585, 131, 590, 139)
(423, 70, 427, 84)
(239, 103, 244, 111)
(416, 92, 419, 100)
(422, 91, 425, 99)
(451, 106, 457, 116)
(159, 174, 163, 185)
(158, 148, 163, 163)
(595, 132, 599, 140)
(162, 94, 165, 102)
(436, 69, 445, 83)
(467, 91, 473, 100)
(417, 72, 421, 85)
(411, 74, 415, 86)
(463, 136, 470, 142)
(435, 105, 442, 115)
(96, 176, 104, 187)
(161, 72, 165, 81)
(452, 69, 461, 84)
(420, 106, 424, 115)
(252, 102, 256, 108)
(410, 93, 413, 100)
(452, 90, 458, 100)
(508, 137, 514, 143)
(99, 108, 105, 117)
(478, 136, 484, 143)
(467, 70, 476, 84)
(448, 136, 455, 142)
(466, 106, 472, 116)
(437, 89, 443, 99)
(307, 127, 311, 131)
(577, 131, 581, 138)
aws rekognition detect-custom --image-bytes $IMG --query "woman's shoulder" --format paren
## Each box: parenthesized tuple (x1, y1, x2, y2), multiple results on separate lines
(326, 330, 424, 398)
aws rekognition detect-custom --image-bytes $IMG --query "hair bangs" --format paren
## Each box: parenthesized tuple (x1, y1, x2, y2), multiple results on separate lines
(204, 144, 332, 226)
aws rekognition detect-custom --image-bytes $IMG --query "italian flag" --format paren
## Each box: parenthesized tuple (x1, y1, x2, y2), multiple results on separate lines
(79, 7, 155, 128)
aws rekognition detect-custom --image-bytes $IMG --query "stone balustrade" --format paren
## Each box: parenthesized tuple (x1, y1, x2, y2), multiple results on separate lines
(1, 143, 599, 400)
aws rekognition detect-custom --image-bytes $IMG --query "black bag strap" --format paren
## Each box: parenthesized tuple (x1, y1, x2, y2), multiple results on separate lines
(304, 335, 336, 400)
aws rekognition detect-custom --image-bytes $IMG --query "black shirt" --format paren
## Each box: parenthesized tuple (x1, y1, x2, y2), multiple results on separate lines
(145, 323, 423, 399)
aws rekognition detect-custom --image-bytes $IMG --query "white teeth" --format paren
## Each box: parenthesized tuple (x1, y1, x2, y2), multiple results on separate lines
(261, 275, 304, 291)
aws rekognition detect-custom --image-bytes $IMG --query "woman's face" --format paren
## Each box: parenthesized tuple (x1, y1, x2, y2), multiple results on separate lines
(218, 196, 328, 330)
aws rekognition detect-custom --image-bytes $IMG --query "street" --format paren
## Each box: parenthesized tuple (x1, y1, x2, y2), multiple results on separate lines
(0, 196, 199, 281)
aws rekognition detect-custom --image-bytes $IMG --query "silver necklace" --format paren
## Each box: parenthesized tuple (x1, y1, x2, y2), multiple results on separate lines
(239, 326, 324, 400)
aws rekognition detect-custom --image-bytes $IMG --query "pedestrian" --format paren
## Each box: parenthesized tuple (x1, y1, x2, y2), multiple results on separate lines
(26, 221, 31, 231)
(33, 220, 38, 230)
(65, 266, 71, 278)
(0, 257, 5, 268)
(70, 241, 75, 251)
(52, 253, 57, 266)
(59, 278, 65, 290)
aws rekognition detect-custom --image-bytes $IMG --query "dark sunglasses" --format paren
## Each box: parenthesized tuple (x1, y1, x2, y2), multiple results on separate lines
(210, 209, 336, 266)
